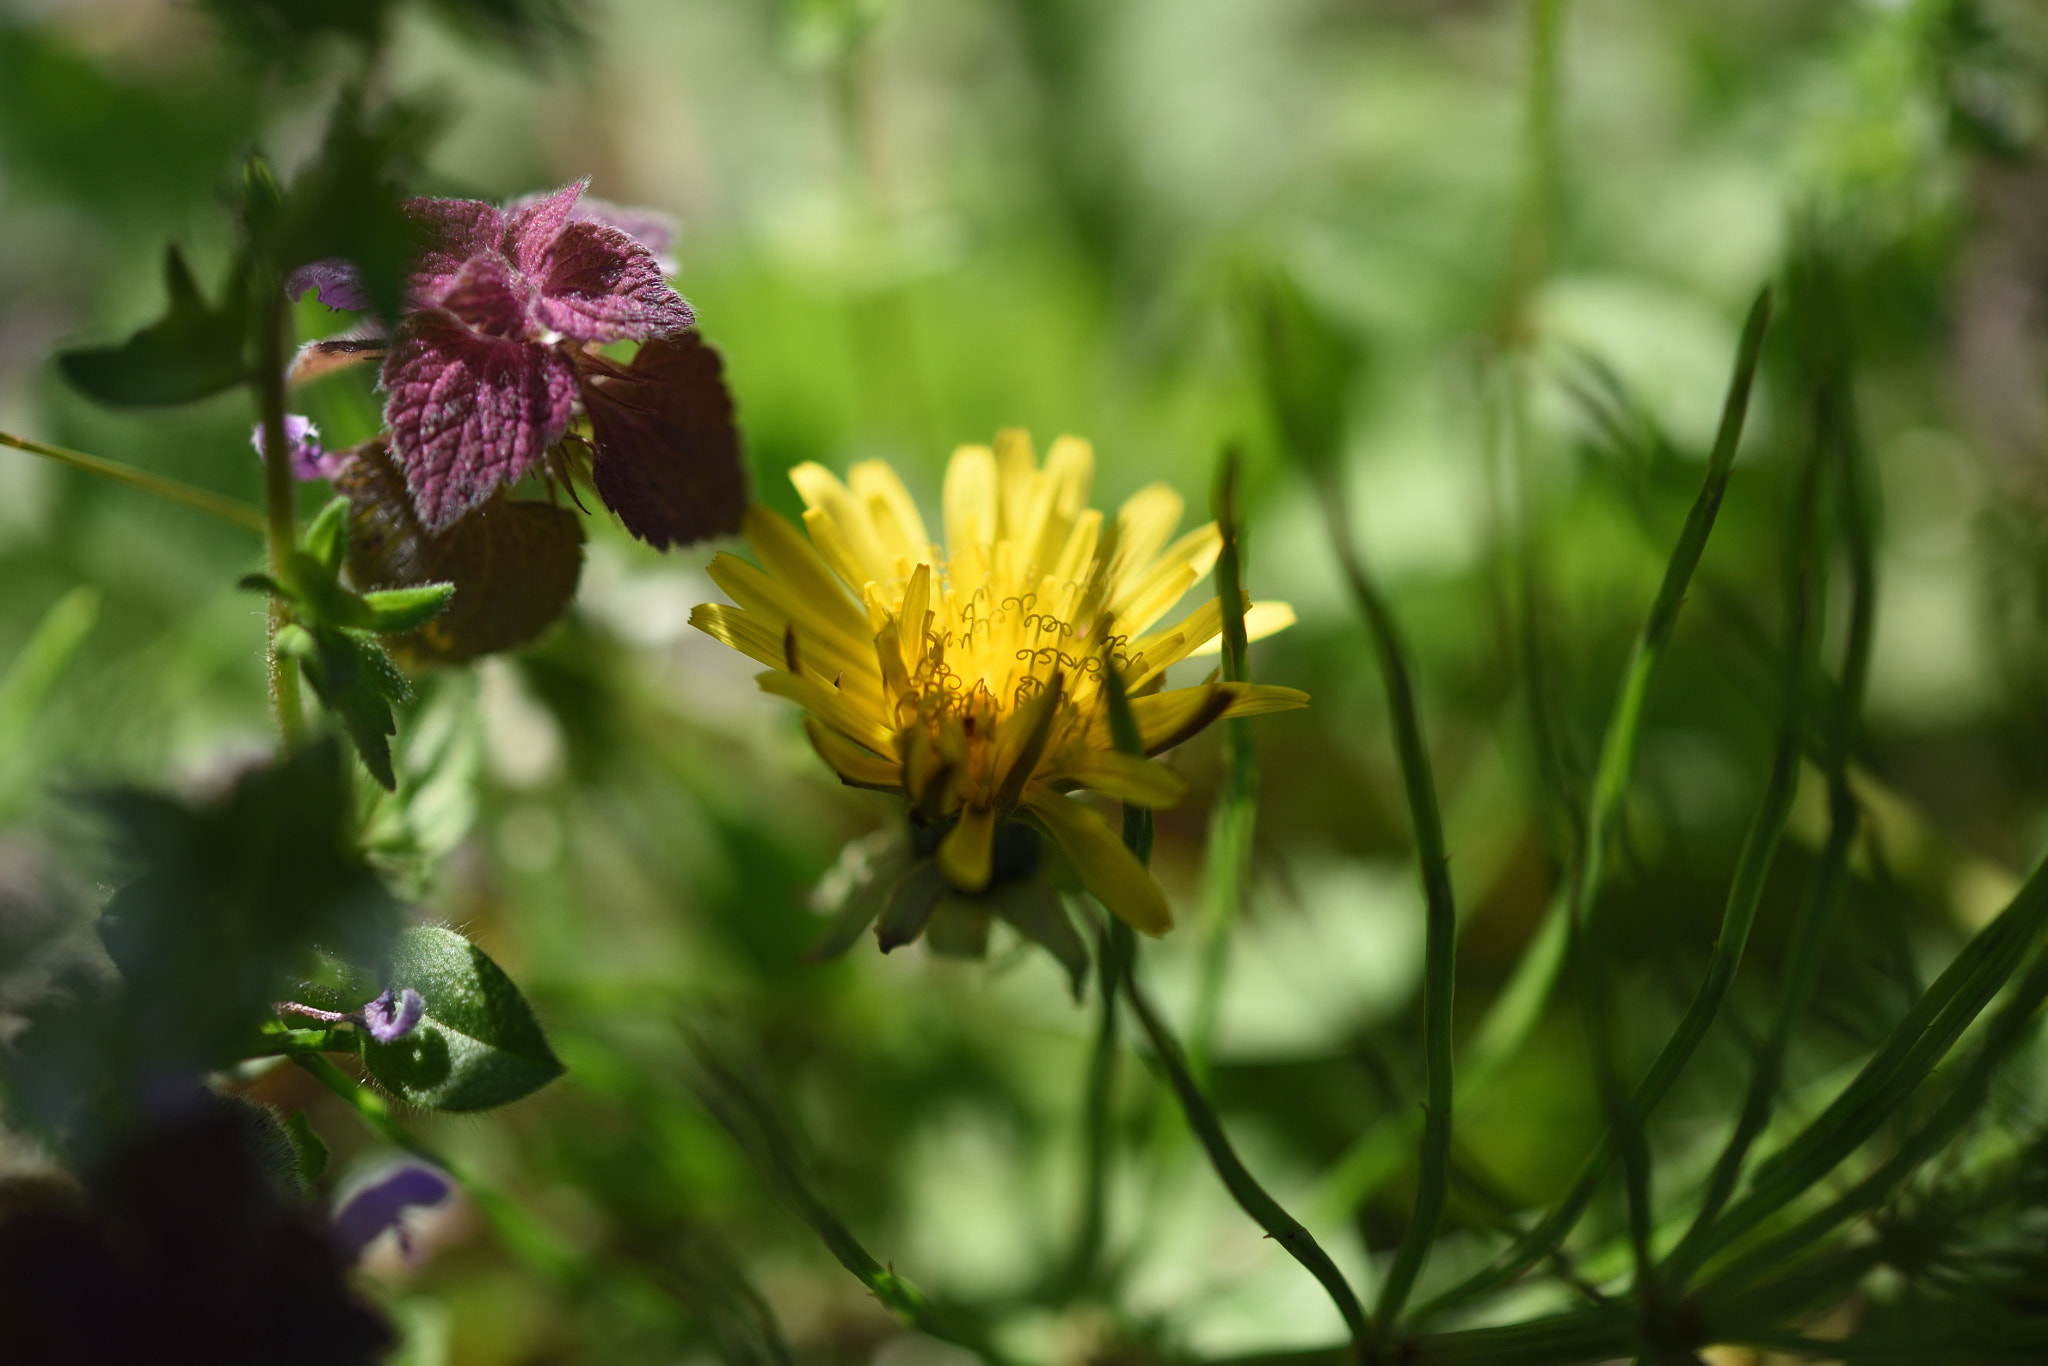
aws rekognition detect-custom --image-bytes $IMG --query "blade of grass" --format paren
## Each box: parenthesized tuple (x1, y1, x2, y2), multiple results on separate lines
(1702, 945, 2048, 1295)
(1410, 288, 1775, 1322)
(1102, 661, 1371, 1348)
(1669, 263, 1875, 1275)
(0, 430, 266, 533)
(683, 1030, 1015, 1364)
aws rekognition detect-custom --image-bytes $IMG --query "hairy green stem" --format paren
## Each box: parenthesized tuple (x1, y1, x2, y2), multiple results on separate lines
(0, 430, 265, 533)
(253, 277, 307, 751)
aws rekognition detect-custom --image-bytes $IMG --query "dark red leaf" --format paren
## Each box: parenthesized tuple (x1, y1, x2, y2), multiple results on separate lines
(533, 220, 693, 342)
(336, 440, 584, 666)
(576, 333, 747, 551)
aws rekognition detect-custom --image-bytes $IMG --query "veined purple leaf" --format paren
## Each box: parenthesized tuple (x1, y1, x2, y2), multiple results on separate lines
(404, 196, 506, 306)
(575, 197, 677, 269)
(533, 220, 695, 342)
(381, 312, 577, 531)
(285, 258, 373, 313)
(577, 333, 747, 550)
(502, 179, 589, 280)
(439, 253, 535, 339)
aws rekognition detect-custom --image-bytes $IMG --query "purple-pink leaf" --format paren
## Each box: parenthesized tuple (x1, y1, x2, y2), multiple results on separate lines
(405, 197, 506, 306)
(502, 179, 589, 280)
(532, 220, 695, 342)
(285, 258, 372, 313)
(381, 312, 577, 531)
(577, 333, 747, 550)
(575, 197, 677, 267)
(439, 253, 535, 339)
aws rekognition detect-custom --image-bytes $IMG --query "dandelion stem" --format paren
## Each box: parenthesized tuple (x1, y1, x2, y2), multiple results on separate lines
(1314, 438, 1459, 1337)
(1189, 450, 1258, 1080)
(0, 430, 265, 533)
(1102, 662, 1371, 1348)
(1055, 901, 1129, 1300)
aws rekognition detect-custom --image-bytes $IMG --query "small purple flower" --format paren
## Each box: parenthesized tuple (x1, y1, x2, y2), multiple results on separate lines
(381, 179, 696, 531)
(285, 257, 375, 313)
(331, 1160, 454, 1262)
(361, 986, 425, 1043)
(250, 413, 347, 481)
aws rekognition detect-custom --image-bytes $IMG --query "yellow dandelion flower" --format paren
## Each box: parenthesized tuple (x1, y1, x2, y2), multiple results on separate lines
(689, 429, 1306, 939)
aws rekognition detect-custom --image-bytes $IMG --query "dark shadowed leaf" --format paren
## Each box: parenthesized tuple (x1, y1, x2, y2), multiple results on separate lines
(80, 742, 403, 1086)
(338, 439, 584, 665)
(577, 333, 748, 551)
(57, 247, 248, 406)
(358, 925, 563, 1111)
(274, 93, 434, 324)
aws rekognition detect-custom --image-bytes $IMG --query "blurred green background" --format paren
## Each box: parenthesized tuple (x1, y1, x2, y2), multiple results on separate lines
(5, 0, 2048, 1362)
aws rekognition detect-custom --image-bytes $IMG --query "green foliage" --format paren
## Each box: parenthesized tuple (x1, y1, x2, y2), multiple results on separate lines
(358, 925, 563, 1111)
(57, 247, 250, 406)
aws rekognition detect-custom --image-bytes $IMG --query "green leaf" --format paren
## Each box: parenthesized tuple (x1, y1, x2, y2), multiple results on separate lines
(359, 925, 564, 1112)
(284, 550, 374, 629)
(304, 496, 352, 576)
(57, 245, 249, 406)
(294, 624, 411, 789)
(1235, 266, 1361, 477)
(361, 583, 457, 635)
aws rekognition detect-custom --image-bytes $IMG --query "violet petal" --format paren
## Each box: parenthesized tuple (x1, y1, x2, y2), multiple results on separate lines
(404, 196, 508, 308)
(284, 258, 373, 313)
(533, 220, 695, 343)
(249, 413, 340, 481)
(381, 313, 578, 531)
(361, 986, 425, 1043)
(331, 1161, 453, 1263)
(502, 179, 589, 281)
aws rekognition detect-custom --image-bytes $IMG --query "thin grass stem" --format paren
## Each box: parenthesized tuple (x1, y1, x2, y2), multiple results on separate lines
(0, 430, 266, 534)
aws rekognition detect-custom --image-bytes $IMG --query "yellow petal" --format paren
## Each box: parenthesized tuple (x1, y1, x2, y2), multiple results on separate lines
(1219, 683, 1311, 718)
(850, 460, 932, 563)
(1043, 435, 1094, 522)
(944, 443, 999, 557)
(756, 670, 896, 752)
(793, 462, 897, 588)
(1109, 484, 1184, 586)
(1188, 601, 1299, 656)
(742, 507, 872, 643)
(939, 805, 996, 893)
(1058, 751, 1188, 809)
(994, 428, 1038, 538)
(805, 717, 902, 790)
(1022, 788, 1172, 935)
(689, 603, 786, 671)
(1125, 684, 1233, 755)
(1050, 508, 1103, 586)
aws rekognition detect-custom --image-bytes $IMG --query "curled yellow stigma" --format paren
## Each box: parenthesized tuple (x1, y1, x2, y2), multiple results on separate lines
(689, 429, 1305, 935)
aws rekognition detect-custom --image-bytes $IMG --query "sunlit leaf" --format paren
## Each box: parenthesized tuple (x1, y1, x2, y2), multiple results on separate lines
(358, 925, 563, 1111)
